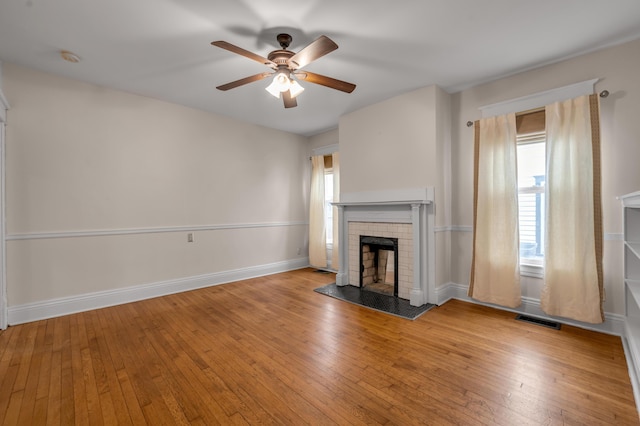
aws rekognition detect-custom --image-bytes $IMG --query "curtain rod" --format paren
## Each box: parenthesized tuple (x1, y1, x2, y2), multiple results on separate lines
(465, 89, 610, 127)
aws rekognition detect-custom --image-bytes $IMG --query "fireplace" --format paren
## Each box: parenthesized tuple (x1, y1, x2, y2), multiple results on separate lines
(334, 188, 435, 306)
(360, 235, 399, 297)
(349, 221, 413, 300)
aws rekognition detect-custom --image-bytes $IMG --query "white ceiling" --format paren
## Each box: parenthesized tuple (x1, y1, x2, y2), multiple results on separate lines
(1, 0, 640, 136)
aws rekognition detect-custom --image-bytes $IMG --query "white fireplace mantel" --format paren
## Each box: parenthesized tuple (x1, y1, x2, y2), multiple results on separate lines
(338, 188, 433, 205)
(334, 188, 436, 307)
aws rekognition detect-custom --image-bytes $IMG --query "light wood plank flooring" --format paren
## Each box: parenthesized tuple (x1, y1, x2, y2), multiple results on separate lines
(0, 268, 637, 425)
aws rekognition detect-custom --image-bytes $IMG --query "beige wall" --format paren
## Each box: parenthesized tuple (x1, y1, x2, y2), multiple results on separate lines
(434, 86, 452, 289)
(308, 128, 338, 152)
(4, 63, 310, 306)
(450, 38, 640, 315)
(338, 85, 452, 288)
(337, 84, 452, 226)
(339, 85, 440, 194)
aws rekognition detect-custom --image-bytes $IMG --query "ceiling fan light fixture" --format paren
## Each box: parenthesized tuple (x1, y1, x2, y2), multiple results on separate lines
(265, 79, 282, 98)
(266, 70, 298, 98)
(289, 80, 304, 98)
(274, 72, 290, 89)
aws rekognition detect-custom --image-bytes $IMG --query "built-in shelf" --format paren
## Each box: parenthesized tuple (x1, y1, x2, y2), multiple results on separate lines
(626, 279, 640, 309)
(627, 242, 640, 260)
(620, 190, 640, 414)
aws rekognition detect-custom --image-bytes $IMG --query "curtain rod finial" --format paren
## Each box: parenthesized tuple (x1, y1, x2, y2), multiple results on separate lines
(467, 121, 474, 127)
(599, 90, 609, 98)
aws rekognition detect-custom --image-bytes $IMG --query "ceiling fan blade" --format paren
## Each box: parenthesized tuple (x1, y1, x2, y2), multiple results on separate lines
(282, 90, 297, 108)
(211, 41, 276, 68)
(288, 35, 338, 70)
(294, 71, 356, 93)
(216, 72, 273, 91)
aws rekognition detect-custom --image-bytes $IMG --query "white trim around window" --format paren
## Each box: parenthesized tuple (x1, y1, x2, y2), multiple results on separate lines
(311, 143, 339, 157)
(479, 79, 599, 118)
(520, 263, 543, 279)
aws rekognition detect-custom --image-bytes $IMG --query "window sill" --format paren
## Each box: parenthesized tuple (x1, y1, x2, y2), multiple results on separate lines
(520, 262, 543, 279)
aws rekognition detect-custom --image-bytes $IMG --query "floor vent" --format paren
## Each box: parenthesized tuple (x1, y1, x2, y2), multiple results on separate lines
(515, 314, 561, 330)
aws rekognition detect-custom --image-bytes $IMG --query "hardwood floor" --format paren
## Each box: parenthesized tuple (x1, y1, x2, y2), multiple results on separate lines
(0, 268, 638, 425)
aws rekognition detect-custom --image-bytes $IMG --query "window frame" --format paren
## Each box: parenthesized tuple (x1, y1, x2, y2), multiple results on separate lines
(323, 168, 334, 246)
(479, 80, 599, 278)
(516, 131, 546, 276)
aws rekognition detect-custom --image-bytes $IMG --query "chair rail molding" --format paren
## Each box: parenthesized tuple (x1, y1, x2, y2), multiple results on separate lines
(7, 220, 308, 241)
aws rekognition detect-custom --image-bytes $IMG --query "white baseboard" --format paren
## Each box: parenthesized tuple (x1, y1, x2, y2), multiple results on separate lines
(8, 257, 310, 325)
(435, 281, 460, 305)
(622, 334, 640, 414)
(436, 281, 625, 336)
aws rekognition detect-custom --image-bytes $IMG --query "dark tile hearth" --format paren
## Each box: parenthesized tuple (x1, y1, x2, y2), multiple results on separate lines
(314, 283, 435, 320)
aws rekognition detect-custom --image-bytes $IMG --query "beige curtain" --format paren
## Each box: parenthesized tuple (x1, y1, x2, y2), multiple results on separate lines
(309, 155, 327, 268)
(469, 114, 521, 308)
(541, 94, 604, 323)
(331, 152, 340, 270)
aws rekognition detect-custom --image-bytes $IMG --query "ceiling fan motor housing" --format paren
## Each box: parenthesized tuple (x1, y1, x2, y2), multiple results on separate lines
(268, 49, 294, 66)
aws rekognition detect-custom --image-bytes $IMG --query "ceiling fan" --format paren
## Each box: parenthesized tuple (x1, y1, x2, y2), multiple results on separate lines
(211, 33, 356, 108)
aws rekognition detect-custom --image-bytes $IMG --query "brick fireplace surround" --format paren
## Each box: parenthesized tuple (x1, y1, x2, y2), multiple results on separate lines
(334, 188, 436, 306)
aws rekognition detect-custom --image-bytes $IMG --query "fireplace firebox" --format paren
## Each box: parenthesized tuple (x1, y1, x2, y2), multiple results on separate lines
(359, 235, 399, 297)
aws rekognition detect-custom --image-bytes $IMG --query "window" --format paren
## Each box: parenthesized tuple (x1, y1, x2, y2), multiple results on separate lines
(310, 150, 339, 270)
(517, 131, 545, 266)
(321, 154, 335, 246)
(324, 171, 334, 245)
